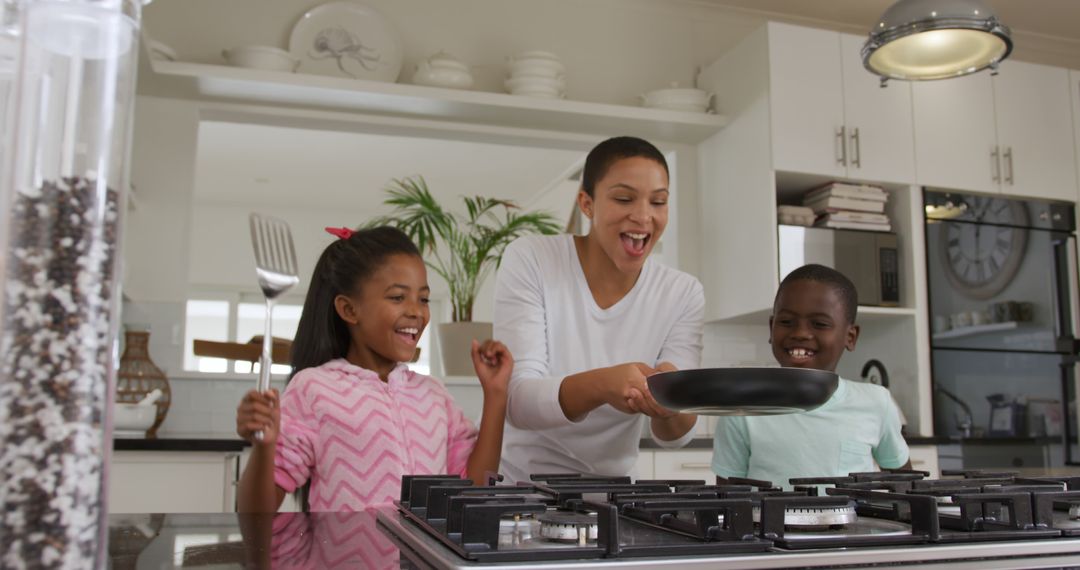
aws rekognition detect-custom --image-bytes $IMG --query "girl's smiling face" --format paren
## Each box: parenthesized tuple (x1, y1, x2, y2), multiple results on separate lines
(578, 156, 669, 274)
(336, 253, 430, 372)
(769, 279, 859, 372)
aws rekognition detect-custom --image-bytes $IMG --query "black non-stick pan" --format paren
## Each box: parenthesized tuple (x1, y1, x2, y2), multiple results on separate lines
(647, 367, 839, 415)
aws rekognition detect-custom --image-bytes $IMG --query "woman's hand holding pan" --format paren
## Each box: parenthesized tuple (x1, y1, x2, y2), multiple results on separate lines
(625, 361, 680, 418)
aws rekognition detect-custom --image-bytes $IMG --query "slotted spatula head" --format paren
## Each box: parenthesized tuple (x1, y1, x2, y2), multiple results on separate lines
(249, 213, 300, 299)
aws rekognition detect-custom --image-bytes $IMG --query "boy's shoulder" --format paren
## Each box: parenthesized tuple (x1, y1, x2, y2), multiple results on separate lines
(836, 377, 894, 411)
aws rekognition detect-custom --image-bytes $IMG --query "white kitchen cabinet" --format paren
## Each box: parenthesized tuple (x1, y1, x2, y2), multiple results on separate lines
(110, 451, 240, 514)
(907, 445, 939, 479)
(912, 72, 998, 194)
(635, 450, 655, 480)
(914, 61, 1077, 200)
(653, 450, 715, 482)
(993, 62, 1076, 201)
(768, 24, 915, 184)
(838, 34, 917, 184)
(768, 24, 846, 179)
(1074, 70, 1080, 203)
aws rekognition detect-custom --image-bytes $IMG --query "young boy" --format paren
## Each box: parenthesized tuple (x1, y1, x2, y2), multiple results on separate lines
(711, 264, 910, 489)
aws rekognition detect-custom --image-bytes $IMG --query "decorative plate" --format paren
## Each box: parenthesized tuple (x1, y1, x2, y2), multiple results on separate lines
(288, 1, 403, 82)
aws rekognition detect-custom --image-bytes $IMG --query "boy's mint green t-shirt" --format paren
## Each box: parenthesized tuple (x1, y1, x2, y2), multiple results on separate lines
(711, 378, 908, 489)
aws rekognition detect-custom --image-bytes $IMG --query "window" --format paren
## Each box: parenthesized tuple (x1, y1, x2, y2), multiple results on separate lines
(183, 293, 434, 376)
(183, 300, 230, 373)
(234, 303, 302, 375)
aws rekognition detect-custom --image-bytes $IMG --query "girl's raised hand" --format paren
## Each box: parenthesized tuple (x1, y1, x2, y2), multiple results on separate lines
(471, 339, 513, 396)
(236, 389, 280, 447)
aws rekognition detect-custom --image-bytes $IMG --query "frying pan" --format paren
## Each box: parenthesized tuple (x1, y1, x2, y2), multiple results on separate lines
(646, 367, 839, 415)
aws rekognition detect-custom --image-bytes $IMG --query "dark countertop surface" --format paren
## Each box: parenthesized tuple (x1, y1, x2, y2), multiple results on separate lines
(114, 435, 1056, 454)
(113, 437, 249, 452)
(109, 512, 411, 569)
(641, 436, 1063, 449)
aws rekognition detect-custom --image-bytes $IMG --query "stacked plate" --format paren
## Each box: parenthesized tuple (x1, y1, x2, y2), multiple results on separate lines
(505, 51, 565, 98)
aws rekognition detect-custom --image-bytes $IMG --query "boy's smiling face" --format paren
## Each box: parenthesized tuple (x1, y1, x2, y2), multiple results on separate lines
(769, 279, 859, 372)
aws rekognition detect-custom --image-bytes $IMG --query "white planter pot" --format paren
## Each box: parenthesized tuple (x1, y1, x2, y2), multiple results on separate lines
(436, 322, 492, 377)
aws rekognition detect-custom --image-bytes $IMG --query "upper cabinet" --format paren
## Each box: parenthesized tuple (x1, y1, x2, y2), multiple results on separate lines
(1073, 70, 1080, 199)
(696, 22, 921, 323)
(768, 24, 916, 184)
(914, 61, 1078, 201)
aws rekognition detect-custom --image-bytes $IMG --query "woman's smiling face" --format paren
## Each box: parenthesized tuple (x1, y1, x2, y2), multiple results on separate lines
(578, 156, 669, 274)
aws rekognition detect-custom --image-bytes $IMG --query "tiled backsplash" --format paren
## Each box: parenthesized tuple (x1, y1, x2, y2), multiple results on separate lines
(124, 299, 774, 438)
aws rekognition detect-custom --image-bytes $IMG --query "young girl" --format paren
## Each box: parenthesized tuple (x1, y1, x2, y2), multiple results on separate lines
(235, 225, 512, 512)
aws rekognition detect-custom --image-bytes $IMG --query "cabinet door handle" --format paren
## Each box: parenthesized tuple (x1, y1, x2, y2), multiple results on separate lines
(679, 462, 712, 470)
(1003, 146, 1014, 185)
(836, 126, 847, 166)
(991, 146, 1001, 183)
(850, 127, 861, 168)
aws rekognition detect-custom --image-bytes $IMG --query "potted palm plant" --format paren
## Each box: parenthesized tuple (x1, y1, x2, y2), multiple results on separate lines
(369, 176, 561, 375)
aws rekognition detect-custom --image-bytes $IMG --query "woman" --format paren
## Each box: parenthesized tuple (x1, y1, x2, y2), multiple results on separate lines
(494, 136, 704, 483)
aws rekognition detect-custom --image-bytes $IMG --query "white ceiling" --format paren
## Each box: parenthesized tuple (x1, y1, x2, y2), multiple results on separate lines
(193, 121, 584, 214)
(696, 0, 1080, 41)
(694, 0, 1080, 67)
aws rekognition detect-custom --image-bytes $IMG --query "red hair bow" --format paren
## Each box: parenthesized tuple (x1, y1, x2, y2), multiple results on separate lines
(325, 226, 355, 240)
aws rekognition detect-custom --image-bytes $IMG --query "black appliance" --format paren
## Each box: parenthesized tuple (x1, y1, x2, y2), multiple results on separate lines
(924, 190, 1079, 465)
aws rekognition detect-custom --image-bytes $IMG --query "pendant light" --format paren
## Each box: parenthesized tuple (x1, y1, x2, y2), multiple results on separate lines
(862, 0, 1012, 84)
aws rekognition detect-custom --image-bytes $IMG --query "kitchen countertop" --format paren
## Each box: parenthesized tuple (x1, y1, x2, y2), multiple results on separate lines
(646, 436, 1065, 449)
(113, 437, 248, 452)
(111, 435, 1059, 453)
(639, 437, 714, 449)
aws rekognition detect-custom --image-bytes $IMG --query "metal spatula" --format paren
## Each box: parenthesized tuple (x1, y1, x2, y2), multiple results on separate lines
(249, 213, 300, 440)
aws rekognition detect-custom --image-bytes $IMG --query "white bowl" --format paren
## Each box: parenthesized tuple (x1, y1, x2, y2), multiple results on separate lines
(114, 403, 155, 437)
(222, 45, 300, 72)
(508, 88, 564, 99)
(505, 76, 565, 94)
(509, 59, 565, 78)
(147, 39, 177, 61)
(640, 86, 713, 113)
(513, 50, 562, 62)
(412, 51, 474, 89)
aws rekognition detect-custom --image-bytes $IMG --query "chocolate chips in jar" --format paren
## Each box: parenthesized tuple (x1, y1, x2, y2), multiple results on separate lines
(0, 176, 120, 567)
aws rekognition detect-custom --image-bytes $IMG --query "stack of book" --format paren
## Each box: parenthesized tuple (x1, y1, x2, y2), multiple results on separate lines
(802, 182, 891, 232)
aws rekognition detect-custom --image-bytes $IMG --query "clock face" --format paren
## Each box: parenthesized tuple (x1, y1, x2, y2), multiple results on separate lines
(938, 197, 1029, 300)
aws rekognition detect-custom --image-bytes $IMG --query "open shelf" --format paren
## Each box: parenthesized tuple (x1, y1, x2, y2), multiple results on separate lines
(142, 60, 729, 143)
(858, 306, 917, 323)
(931, 321, 1019, 341)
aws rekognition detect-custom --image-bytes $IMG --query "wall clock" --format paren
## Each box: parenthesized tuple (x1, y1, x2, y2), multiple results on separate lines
(938, 195, 1028, 300)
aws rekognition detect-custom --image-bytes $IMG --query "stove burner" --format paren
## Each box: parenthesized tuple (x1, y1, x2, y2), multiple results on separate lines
(1070, 504, 1080, 521)
(537, 512, 598, 545)
(752, 504, 858, 528)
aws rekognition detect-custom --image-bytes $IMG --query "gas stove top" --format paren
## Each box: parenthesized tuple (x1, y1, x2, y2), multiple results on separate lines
(375, 470, 1080, 568)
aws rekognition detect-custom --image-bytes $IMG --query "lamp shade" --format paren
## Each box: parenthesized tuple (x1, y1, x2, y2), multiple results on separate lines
(863, 0, 1011, 81)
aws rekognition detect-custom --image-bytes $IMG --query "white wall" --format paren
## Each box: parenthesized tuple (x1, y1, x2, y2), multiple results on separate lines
(124, 96, 201, 303)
